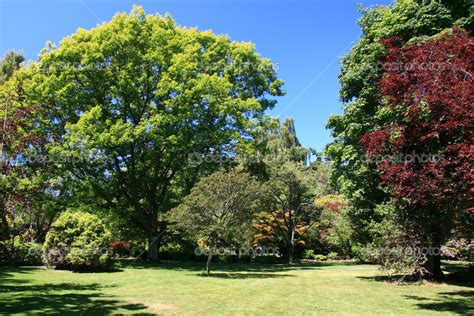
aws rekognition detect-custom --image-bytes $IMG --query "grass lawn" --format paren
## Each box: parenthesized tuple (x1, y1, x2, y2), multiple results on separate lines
(0, 261, 472, 315)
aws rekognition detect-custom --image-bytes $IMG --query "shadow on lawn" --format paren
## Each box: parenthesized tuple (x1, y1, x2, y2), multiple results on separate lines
(356, 265, 473, 288)
(403, 291, 474, 315)
(357, 266, 473, 315)
(0, 269, 151, 315)
(196, 272, 294, 279)
(118, 259, 355, 273)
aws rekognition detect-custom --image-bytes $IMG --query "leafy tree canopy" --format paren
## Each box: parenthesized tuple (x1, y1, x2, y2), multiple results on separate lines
(17, 7, 284, 259)
(169, 170, 264, 273)
(325, 0, 472, 244)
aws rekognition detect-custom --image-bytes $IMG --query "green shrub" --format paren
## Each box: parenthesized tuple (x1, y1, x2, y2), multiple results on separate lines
(43, 210, 113, 271)
(19, 241, 43, 265)
(0, 238, 42, 266)
(129, 241, 147, 258)
(314, 254, 327, 261)
(303, 249, 316, 259)
(352, 244, 378, 263)
(327, 252, 338, 260)
(0, 241, 9, 266)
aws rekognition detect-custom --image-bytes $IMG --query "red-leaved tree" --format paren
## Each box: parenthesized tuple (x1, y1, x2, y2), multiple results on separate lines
(0, 77, 40, 241)
(360, 29, 473, 279)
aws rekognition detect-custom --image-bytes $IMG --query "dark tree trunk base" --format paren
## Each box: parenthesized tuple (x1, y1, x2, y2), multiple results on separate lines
(205, 251, 213, 275)
(424, 253, 444, 281)
(147, 235, 160, 261)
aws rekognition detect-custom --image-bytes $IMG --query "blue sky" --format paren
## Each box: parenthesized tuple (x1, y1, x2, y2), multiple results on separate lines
(0, 0, 392, 151)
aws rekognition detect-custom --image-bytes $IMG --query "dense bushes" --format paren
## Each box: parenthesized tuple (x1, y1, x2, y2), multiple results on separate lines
(302, 249, 340, 261)
(0, 237, 42, 266)
(43, 211, 113, 271)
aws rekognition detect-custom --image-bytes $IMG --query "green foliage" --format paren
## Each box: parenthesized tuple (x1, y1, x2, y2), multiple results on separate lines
(159, 242, 198, 262)
(0, 51, 24, 85)
(323, 214, 353, 258)
(17, 7, 284, 260)
(242, 118, 310, 180)
(327, 252, 338, 260)
(266, 160, 330, 263)
(314, 254, 327, 261)
(247, 118, 332, 263)
(169, 170, 265, 273)
(43, 210, 112, 271)
(351, 244, 378, 264)
(129, 241, 147, 258)
(350, 202, 437, 278)
(170, 171, 264, 247)
(303, 249, 316, 259)
(313, 194, 352, 258)
(0, 238, 42, 266)
(303, 250, 338, 261)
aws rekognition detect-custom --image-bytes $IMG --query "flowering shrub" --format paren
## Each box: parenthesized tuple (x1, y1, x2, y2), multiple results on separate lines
(442, 238, 472, 261)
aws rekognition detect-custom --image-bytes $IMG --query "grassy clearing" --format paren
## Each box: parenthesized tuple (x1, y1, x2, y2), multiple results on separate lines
(0, 261, 472, 315)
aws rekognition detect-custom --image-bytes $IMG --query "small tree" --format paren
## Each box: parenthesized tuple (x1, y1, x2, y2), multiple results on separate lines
(169, 171, 264, 274)
(245, 118, 331, 263)
(43, 210, 112, 271)
(266, 161, 329, 264)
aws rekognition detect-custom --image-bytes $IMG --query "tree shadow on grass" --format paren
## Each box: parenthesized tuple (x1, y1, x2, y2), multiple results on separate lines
(74, 268, 124, 273)
(1, 292, 152, 315)
(195, 272, 295, 279)
(356, 265, 473, 288)
(119, 260, 355, 274)
(0, 272, 151, 315)
(403, 291, 474, 315)
(356, 266, 473, 315)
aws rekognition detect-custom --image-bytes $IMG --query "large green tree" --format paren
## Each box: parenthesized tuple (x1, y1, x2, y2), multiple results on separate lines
(325, 0, 472, 245)
(20, 7, 283, 260)
(0, 51, 24, 85)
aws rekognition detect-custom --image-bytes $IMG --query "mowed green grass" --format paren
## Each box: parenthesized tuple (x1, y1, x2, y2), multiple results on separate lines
(0, 261, 472, 315)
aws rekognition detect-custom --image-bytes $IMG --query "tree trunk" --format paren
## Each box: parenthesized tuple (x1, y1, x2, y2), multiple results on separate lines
(147, 234, 160, 261)
(288, 227, 295, 264)
(205, 250, 213, 275)
(425, 251, 443, 280)
(146, 208, 162, 261)
(0, 208, 9, 241)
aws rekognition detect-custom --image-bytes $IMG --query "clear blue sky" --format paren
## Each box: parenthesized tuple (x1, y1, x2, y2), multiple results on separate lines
(0, 0, 392, 151)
